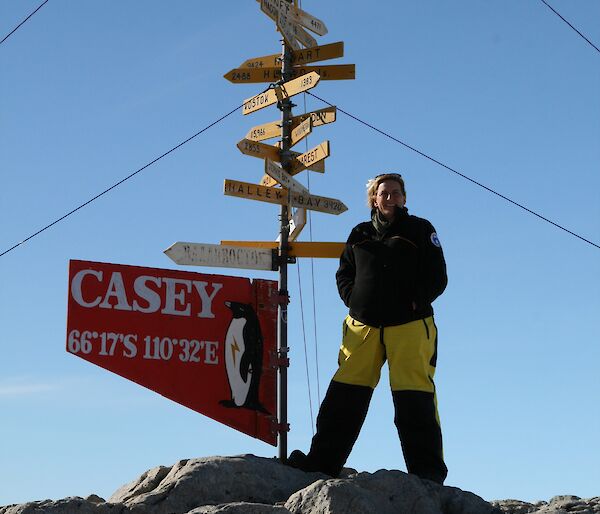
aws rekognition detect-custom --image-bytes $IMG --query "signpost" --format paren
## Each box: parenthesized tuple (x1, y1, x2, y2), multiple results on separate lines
(66, 260, 278, 445)
(67, 1, 355, 463)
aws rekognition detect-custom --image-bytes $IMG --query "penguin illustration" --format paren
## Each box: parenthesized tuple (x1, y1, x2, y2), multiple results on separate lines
(220, 301, 270, 414)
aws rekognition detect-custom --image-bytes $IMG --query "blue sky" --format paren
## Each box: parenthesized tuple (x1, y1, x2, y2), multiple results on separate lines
(1, 0, 599, 506)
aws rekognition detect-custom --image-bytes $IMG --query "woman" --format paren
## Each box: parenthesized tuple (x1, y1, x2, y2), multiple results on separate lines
(288, 173, 448, 484)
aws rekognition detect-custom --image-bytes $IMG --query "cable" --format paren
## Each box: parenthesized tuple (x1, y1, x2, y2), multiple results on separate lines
(539, 0, 600, 54)
(307, 91, 600, 251)
(1, 0, 49, 46)
(300, 91, 322, 405)
(0, 101, 245, 258)
(296, 260, 315, 435)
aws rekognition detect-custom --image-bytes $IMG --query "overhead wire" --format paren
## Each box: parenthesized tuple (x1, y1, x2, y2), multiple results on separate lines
(0, 0, 50, 46)
(0, 98, 253, 258)
(295, 259, 315, 435)
(539, 0, 600, 54)
(306, 91, 600, 251)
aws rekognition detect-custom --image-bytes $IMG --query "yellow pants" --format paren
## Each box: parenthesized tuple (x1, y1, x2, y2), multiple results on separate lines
(334, 315, 438, 393)
(303, 314, 446, 482)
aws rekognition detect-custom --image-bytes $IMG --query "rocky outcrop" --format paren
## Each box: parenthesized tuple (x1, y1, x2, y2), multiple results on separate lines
(492, 495, 600, 514)
(0, 455, 595, 514)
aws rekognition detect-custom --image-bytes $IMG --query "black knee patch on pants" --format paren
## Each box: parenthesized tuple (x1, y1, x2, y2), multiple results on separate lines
(306, 380, 373, 477)
(392, 390, 447, 484)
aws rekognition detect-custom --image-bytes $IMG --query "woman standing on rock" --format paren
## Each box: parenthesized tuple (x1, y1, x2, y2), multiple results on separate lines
(288, 172, 448, 484)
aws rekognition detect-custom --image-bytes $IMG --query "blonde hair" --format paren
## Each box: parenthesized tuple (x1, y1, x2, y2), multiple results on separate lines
(366, 173, 406, 208)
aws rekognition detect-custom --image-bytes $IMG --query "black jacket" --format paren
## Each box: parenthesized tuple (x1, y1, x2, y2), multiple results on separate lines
(336, 207, 447, 327)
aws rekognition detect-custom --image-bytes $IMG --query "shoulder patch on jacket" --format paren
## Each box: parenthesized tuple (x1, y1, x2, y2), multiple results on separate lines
(430, 232, 441, 247)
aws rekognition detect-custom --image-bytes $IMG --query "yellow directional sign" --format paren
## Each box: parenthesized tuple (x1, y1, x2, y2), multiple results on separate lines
(291, 42, 343, 65)
(291, 140, 330, 173)
(290, 117, 312, 147)
(224, 179, 288, 206)
(237, 42, 344, 69)
(246, 120, 281, 142)
(265, 159, 309, 195)
(290, 189, 346, 215)
(260, 145, 326, 187)
(291, 106, 336, 131)
(243, 72, 320, 115)
(236, 139, 280, 161)
(224, 179, 346, 215)
(245, 107, 335, 142)
(224, 64, 355, 84)
(221, 241, 345, 258)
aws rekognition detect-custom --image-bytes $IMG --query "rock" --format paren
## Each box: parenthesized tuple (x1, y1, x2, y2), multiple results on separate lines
(3, 455, 597, 514)
(285, 469, 501, 514)
(0, 497, 124, 514)
(188, 503, 291, 513)
(492, 495, 600, 514)
(491, 499, 539, 513)
(108, 455, 326, 514)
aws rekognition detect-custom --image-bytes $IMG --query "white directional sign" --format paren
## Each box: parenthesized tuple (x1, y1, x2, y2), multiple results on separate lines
(288, 208, 306, 241)
(258, 0, 328, 37)
(265, 159, 309, 195)
(164, 242, 275, 271)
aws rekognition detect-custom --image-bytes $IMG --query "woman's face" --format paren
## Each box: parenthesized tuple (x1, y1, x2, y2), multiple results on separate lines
(374, 179, 406, 220)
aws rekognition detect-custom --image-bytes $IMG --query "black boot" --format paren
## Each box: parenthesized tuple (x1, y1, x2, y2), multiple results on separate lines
(392, 390, 448, 484)
(294, 380, 373, 477)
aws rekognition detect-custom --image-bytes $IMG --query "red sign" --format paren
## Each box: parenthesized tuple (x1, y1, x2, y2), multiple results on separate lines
(66, 260, 278, 445)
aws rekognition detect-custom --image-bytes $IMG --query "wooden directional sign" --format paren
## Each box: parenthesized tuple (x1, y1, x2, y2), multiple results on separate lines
(243, 72, 320, 115)
(276, 8, 301, 50)
(290, 190, 347, 215)
(225, 64, 355, 84)
(264, 159, 309, 195)
(246, 107, 335, 142)
(258, 0, 328, 37)
(224, 179, 346, 215)
(290, 106, 336, 131)
(246, 120, 281, 141)
(67, 259, 278, 445)
(237, 139, 280, 161)
(291, 140, 330, 173)
(290, 117, 312, 146)
(164, 242, 276, 271)
(292, 24, 318, 50)
(287, 208, 306, 242)
(292, 5, 328, 36)
(238, 42, 344, 69)
(224, 179, 289, 207)
(221, 241, 345, 258)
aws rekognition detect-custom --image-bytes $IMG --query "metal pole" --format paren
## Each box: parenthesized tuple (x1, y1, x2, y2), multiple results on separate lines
(277, 38, 294, 462)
